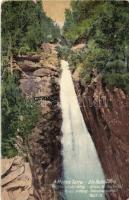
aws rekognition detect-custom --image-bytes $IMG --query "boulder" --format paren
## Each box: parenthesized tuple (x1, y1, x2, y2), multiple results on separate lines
(2, 157, 33, 200)
(20, 78, 39, 97)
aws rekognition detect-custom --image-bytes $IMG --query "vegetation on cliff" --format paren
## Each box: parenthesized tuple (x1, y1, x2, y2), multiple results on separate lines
(2, 70, 40, 157)
(2, 1, 60, 55)
(63, 0, 129, 94)
(1, 1, 60, 157)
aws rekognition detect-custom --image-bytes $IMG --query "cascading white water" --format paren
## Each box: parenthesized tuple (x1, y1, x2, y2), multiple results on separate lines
(60, 60, 105, 200)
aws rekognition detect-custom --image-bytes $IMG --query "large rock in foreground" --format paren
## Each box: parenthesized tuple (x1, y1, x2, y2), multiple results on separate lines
(2, 157, 34, 200)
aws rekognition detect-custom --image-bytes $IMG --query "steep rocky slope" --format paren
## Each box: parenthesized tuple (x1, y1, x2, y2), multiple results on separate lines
(73, 73, 129, 200)
(14, 43, 62, 200)
(2, 156, 33, 200)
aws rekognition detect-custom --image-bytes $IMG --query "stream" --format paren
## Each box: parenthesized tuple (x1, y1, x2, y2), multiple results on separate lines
(60, 60, 105, 200)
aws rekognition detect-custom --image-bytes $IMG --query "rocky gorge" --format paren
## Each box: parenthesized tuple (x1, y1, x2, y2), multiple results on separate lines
(73, 71, 129, 200)
(2, 42, 129, 200)
(2, 43, 62, 200)
(20, 44, 62, 200)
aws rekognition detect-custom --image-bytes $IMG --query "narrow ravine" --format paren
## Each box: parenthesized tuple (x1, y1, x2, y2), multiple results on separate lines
(60, 60, 105, 200)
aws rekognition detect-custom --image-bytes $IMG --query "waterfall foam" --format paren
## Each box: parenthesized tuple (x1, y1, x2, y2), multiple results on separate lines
(60, 60, 105, 200)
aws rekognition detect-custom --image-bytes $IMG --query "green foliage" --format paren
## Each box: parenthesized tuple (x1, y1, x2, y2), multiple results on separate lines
(57, 45, 86, 70)
(1, 1, 60, 55)
(103, 73, 129, 95)
(105, 59, 126, 73)
(1, 0, 60, 157)
(63, 1, 103, 43)
(2, 69, 41, 157)
(81, 40, 111, 73)
(57, 45, 71, 60)
(64, 0, 129, 94)
(68, 48, 87, 70)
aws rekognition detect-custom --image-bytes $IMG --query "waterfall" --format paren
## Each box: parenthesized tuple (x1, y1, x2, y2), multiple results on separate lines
(60, 60, 105, 200)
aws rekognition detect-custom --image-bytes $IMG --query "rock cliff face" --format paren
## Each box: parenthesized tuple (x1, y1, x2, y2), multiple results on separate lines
(16, 43, 62, 200)
(2, 156, 33, 200)
(74, 75, 129, 200)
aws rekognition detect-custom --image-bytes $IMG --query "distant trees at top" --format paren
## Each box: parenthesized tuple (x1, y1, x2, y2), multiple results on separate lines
(2, 0, 60, 56)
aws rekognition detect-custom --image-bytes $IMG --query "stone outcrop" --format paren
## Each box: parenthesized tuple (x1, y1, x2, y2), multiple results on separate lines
(14, 43, 62, 200)
(74, 74, 129, 200)
(71, 43, 86, 52)
(2, 156, 34, 200)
